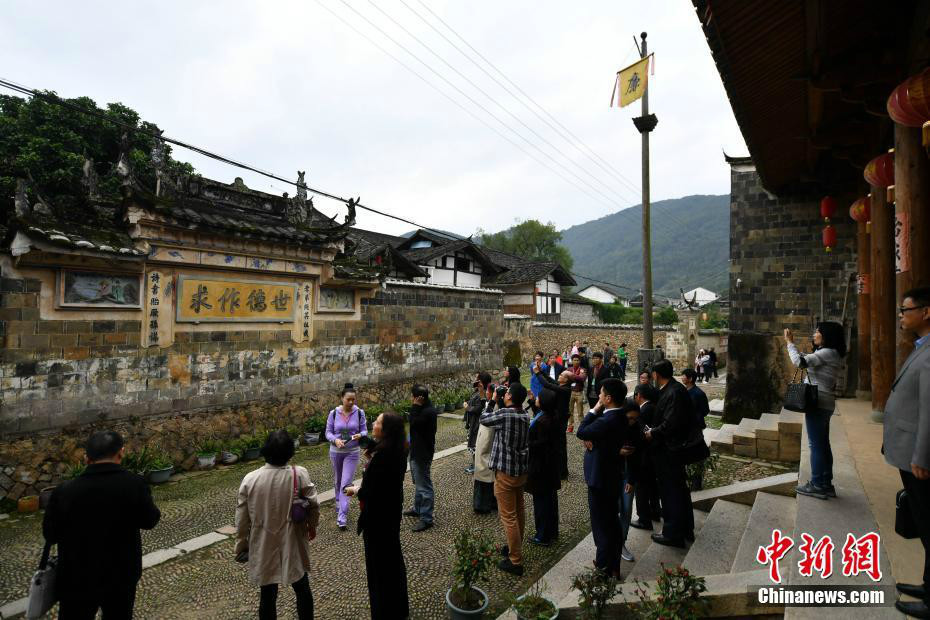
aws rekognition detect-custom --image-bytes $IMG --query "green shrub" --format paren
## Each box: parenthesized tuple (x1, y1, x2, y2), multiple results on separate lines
(655, 306, 679, 325)
(122, 446, 157, 476)
(571, 566, 619, 619)
(592, 303, 643, 325)
(304, 414, 327, 433)
(196, 439, 221, 457)
(64, 461, 86, 480)
(449, 528, 496, 611)
(635, 565, 707, 619)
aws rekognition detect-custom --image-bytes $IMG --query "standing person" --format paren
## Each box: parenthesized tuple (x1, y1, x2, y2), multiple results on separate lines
(586, 352, 610, 409)
(473, 383, 500, 514)
(694, 350, 705, 384)
(701, 351, 713, 384)
(547, 352, 565, 383)
(501, 366, 521, 389)
(404, 384, 438, 531)
(630, 384, 661, 530)
(639, 370, 651, 386)
(566, 354, 588, 433)
(618, 343, 629, 379)
(344, 412, 410, 620)
(576, 378, 631, 577)
(535, 366, 573, 480)
(655, 344, 665, 360)
(784, 322, 846, 500)
(571, 340, 581, 357)
(325, 383, 368, 531)
(606, 354, 624, 380)
(883, 287, 930, 619)
(480, 382, 531, 576)
(465, 373, 492, 474)
(579, 344, 591, 374)
(681, 369, 709, 428)
(236, 430, 319, 620)
(42, 431, 161, 619)
(645, 360, 695, 548)
(526, 389, 562, 546)
(528, 351, 550, 398)
(619, 399, 642, 562)
(708, 348, 719, 379)
(552, 348, 564, 367)
(603, 341, 615, 367)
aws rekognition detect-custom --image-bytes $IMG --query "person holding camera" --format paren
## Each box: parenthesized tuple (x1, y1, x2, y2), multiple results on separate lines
(404, 384, 438, 532)
(566, 354, 588, 433)
(464, 373, 493, 474)
(325, 383, 368, 531)
(472, 381, 500, 513)
(534, 365, 574, 480)
(526, 389, 562, 546)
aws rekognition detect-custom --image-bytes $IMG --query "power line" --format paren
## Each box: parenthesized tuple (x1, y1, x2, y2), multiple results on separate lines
(0, 76, 652, 293)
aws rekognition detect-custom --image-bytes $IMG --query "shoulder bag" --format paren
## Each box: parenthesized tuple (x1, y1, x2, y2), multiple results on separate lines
(895, 489, 919, 539)
(26, 541, 57, 619)
(290, 466, 311, 524)
(784, 368, 818, 413)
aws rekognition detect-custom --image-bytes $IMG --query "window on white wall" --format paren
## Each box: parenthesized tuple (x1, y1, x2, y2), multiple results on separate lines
(555, 297, 561, 313)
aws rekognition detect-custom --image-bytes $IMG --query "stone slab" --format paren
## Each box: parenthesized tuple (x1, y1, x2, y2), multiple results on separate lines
(0, 597, 27, 619)
(733, 441, 757, 458)
(732, 491, 797, 573)
(756, 438, 780, 461)
(682, 500, 752, 576)
(174, 531, 228, 554)
(736, 417, 760, 433)
(141, 547, 184, 569)
(732, 431, 756, 445)
(703, 427, 719, 447)
(709, 399, 725, 413)
(691, 472, 799, 512)
(214, 525, 237, 536)
(755, 413, 781, 441)
(626, 510, 708, 582)
(777, 409, 804, 433)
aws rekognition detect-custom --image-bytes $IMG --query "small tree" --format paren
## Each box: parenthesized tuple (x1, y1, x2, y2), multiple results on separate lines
(571, 567, 619, 619)
(654, 306, 679, 326)
(449, 528, 497, 610)
(634, 565, 708, 619)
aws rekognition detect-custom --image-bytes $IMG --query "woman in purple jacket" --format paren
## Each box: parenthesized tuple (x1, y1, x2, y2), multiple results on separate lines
(326, 383, 368, 530)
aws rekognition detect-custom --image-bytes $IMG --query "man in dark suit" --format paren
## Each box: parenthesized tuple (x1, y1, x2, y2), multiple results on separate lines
(586, 352, 611, 409)
(534, 365, 572, 480)
(645, 359, 695, 548)
(884, 287, 930, 618)
(577, 378, 632, 576)
(43, 430, 161, 619)
(681, 369, 709, 429)
(546, 352, 565, 384)
(630, 383, 661, 530)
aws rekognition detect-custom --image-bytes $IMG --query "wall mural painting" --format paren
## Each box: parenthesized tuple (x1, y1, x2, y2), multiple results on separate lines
(59, 271, 142, 308)
(319, 287, 354, 311)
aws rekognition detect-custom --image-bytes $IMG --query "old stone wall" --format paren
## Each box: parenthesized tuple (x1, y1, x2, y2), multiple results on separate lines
(561, 301, 599, 325)
(528, 323, 673, 371)
(726, 163, 858, 420)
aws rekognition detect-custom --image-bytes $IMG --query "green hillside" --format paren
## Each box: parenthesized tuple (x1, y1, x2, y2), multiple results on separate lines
(559, 194, 729, 296)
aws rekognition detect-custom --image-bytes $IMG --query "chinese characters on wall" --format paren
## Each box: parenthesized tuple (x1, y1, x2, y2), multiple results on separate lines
(176, 277, 297, 323)
(143, 270, 173, 347)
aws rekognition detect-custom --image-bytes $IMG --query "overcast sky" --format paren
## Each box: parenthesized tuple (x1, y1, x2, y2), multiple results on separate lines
(4, 1, 747, 236)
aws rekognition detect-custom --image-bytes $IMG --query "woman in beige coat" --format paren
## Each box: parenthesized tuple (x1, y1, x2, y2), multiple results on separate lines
(236, 430, 320, 620)
(472, 387, 498, 513)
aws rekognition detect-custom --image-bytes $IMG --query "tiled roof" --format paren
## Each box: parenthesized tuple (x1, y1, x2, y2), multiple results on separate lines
(562, 292, 596, 306)
(12, 203, 145, 258)
(484, 260, 575, 286)
(399, 239, 501, 274)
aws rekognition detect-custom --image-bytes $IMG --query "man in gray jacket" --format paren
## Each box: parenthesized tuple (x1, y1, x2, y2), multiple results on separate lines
(883, 286, 930, 619)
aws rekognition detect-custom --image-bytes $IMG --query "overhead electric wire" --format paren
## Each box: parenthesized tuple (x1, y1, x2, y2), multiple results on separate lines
(1, 77, 714, 294)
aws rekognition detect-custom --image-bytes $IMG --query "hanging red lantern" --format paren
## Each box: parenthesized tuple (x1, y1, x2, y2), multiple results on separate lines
(849, 197, 870, 223)
(887, 68, 930, 127)
(822, 225, 837, 252)
(820, 196, 837, 222)
(864, 151, 895, 187)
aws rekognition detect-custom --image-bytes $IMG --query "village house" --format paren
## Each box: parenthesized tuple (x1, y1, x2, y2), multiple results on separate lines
(576, 283, 630, 306)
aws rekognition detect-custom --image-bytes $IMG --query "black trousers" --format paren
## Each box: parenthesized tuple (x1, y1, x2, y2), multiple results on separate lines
(634, 456, 661, 522)
(558, 413, 570, 479)
(532, 488, 559, 543)
(259, 573, 314, 620)
(363, 527, 410, 619)
(59, 586, 137, 620)
(655, 452, 694, 540)
(588, 486, 622, 574)
(901, 469, 930, 604)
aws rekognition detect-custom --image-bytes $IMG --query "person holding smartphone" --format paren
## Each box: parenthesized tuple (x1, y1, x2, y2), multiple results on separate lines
(325, 383, 367, 531)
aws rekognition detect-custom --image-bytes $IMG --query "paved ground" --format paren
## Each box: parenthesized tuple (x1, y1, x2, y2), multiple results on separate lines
(0, 416, 468, 607)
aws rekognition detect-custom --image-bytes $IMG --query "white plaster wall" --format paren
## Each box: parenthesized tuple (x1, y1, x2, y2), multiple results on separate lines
(457, 271, 481, 288)
(578, 287, 616, 304)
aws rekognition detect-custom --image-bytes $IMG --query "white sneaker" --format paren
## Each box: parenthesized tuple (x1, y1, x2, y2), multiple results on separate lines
(621, 545, 634, 562)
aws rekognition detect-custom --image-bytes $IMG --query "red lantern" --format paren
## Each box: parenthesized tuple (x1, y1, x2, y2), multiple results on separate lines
(849, 197, 870, 223)
(820, 196, 837, 222)
(822, 225, 837, 253)
(864, 152, 895, 188)
(887, 68, 930, 127)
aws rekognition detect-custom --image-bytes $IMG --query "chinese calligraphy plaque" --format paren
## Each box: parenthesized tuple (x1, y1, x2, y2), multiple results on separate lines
(176, 276, 296, 323)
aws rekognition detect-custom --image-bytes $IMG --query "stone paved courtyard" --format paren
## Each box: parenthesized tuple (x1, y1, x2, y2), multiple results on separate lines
(0, 415, 594, 618)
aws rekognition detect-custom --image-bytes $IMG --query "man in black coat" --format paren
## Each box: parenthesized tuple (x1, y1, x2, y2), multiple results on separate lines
(534, 365, 572, 479)
(405, 384, 439, 531)
(577, 378, 635, 577)
(43, 430, 161, 618)
(630, 383, 662, 530)
(644, 360, 696, 548)
(586, 352, 611, 409)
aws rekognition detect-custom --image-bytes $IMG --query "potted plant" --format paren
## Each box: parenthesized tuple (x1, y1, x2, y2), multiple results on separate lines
(64, 461, 86, 480)
(513, 581, 559, 620)
(148, 451, 175, 484)
(122, 446, 156, 477)
(241, 434, 263, 461)
(221, 439, 241, 465)
(634, 565, 707, 619)
(571, 567, 619, 620)
(303, 415, 326, 445)
(196, 439, 219, 469)
(445, 528, 495, 619)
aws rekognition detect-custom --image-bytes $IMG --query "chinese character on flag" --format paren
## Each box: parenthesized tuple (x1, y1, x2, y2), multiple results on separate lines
(756, 529, 794, 583)
(611, 55, 653, 108)
(798, 534, 834, 579)
(841, 532, 882, 582)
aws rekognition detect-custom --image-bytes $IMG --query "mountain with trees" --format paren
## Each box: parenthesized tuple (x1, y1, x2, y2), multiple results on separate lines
(559, 194, 729, 296)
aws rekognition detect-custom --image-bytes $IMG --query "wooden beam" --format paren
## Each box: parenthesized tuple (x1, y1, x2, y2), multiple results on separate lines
(869, 188, 896, 419)
(894, 125, 930, 368)
(856, 221, 871, 397)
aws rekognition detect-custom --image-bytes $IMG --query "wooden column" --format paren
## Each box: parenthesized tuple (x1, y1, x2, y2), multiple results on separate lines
(869, 188, 896, 420)
(856, 222, 871, 398)
(894, 125, 930, 368)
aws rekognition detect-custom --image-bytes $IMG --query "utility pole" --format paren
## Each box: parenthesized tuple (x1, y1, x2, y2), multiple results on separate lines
(632, 31, 658, 349)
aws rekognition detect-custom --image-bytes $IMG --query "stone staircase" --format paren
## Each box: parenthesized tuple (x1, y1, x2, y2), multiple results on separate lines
(709, 410, 802, 462)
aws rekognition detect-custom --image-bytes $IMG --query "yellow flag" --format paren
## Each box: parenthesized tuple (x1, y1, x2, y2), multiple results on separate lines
(615, 56, 650, 107)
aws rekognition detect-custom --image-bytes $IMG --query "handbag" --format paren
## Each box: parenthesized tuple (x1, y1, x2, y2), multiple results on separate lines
(290, 466, 311, 524)
(784, 368, 819, 413)
(895, 489, 919, 539)
(670, 427, 711, 465)
(26, 541, 57, 619)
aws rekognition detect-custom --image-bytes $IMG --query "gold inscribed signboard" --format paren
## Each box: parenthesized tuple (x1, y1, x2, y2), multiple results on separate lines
(176, 276, 296, 323)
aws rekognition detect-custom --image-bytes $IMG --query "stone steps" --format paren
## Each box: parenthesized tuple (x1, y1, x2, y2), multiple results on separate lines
(681, 500, 752, 576)
(626, 510, 708, 582)
(709, 411, 802, 463)
(711, 423, 739, 453)
(731, 491, 797, 573)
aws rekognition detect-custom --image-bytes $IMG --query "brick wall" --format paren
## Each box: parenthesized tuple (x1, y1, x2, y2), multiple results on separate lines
(0, 277, 504, 436)
(561, 301, 598, 324)
(726, 164, 858, 421)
